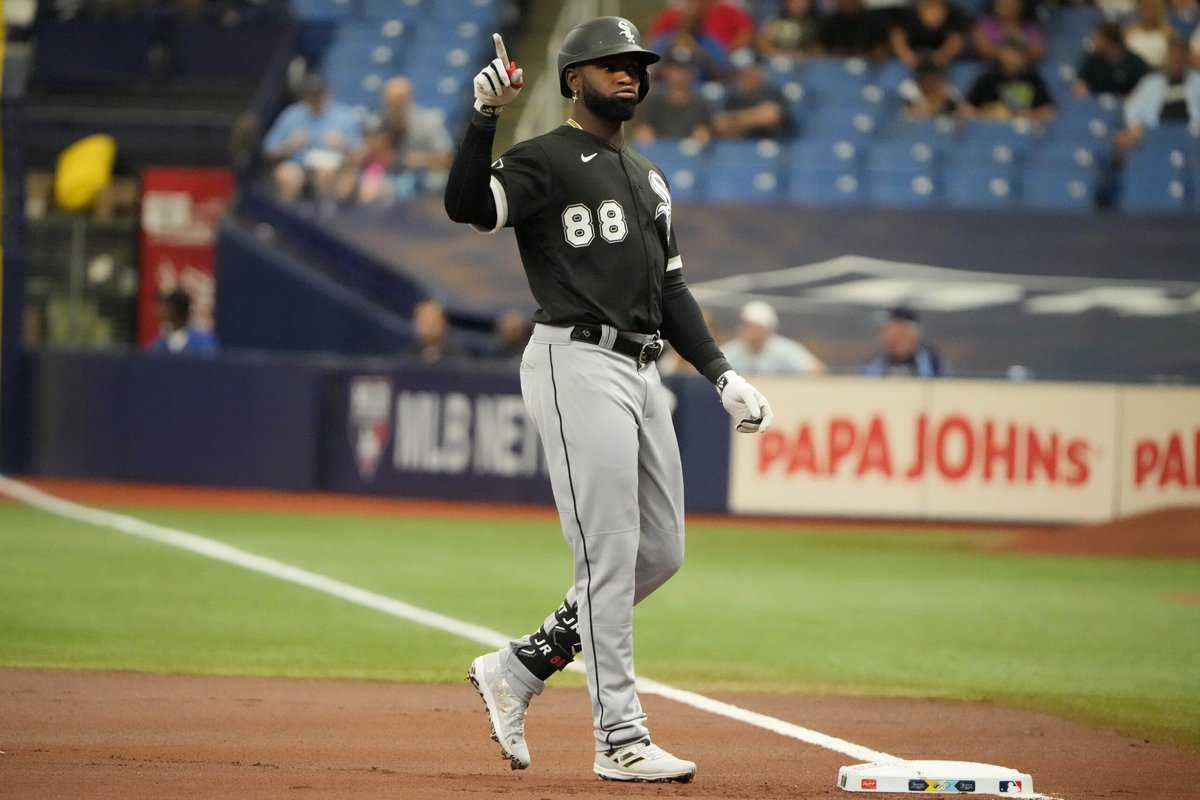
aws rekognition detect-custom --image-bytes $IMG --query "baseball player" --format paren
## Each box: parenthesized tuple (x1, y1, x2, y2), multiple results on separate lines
(445, 17, 774, 783)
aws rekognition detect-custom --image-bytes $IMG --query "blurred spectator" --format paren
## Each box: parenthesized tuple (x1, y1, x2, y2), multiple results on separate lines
(357, 117, 398, 205)
(758, 0, 823, 58)
(650, 0, 756, 52)
(819, 0, 890, 57)
(972, 0, 1046, 63)
(901, 58, 964, 118)
(1125, 0, 1174, 68)
(147, 290, 218, 356)
(380, 77, 453, 192)
(408, 300, 467, 365)
(1168, 0, 1199, 39)
(723, 301, 825, 375)
(890, 0, 970, 69)
(1193, 24, 1200, 66)
(357, 78, 453, 205)
(634, 59, 715, 144)
(962, 37, 1056, 122)
(1115, 37, 1200, 149)
(1074, 21, 1150, 96)
(861, 307, 943, 377)
(262, 74, 362, 204)
(492, 310, 533, 360)
(651, 12, 731, 81)
(714, 61, 793, 139)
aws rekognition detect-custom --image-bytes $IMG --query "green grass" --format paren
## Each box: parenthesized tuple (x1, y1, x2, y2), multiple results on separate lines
(0, 502, 1197, 749)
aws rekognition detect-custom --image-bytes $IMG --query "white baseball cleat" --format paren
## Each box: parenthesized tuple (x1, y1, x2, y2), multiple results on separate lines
(467, 650, 531, 770)
(594, 739, 696, 783)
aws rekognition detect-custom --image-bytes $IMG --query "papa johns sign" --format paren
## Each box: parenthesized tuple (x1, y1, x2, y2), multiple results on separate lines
(758, 413, 1093, 487)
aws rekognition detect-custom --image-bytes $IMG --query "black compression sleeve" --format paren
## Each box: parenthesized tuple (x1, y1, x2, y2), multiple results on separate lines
(661, 270, 732, 385)
(444, 111, 499, 227)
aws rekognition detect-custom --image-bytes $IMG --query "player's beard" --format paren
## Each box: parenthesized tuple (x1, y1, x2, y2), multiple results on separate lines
(580, 79, 638, 122)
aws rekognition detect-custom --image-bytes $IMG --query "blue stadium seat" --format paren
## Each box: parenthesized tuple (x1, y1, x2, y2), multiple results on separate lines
(866, 139, 942, 173)
(787, 167, 865, 205)
(360, 0, 427, 22)
(1120, 171, 1193, 212)
(704, 140, 785, 203)
(801, 104, 881, 142)
(1020, 169, 1097, 211)
(942, 164, 1019, 209)
(879, 117, 961, 145)
(1045, 100, 1120, 143)
(865, 168, 939, 207)
(636, 140, 707, 203)
(797, 58, 872, 105)
(960, 119, 1040, 154)
(788, 139, 863, 204)
(1023, 142, 1102, 179)
(873, 60, 911, 94)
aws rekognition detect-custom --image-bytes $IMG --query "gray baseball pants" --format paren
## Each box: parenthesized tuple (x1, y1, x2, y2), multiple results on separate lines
(500, 322, 686, 751)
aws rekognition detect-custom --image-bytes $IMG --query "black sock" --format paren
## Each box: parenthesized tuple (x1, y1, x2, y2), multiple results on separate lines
(514, 597, 581, 681)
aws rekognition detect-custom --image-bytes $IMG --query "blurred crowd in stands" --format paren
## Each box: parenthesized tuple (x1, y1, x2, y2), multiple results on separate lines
(403, 296, 942, 380)
(263, 72, 452, 209)
(633, 0, 1198, 144)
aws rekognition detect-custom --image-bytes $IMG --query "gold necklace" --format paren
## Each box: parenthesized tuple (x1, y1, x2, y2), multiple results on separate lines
(565, 118, 582, 129)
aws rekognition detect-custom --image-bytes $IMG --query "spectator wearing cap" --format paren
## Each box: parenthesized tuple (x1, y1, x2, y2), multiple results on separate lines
(713, 61, 793, 139)
(650, 0, 756, 53)
(1074, 22, 1150, 98)
(1115, 36, 1200, 151)
(861, 307, 943, 378)
(722, 301, 825, 376)
(147, 290, 219, 356)
(890, 0, 970, 70)
(901, 58, 964, 119)
(972, 0, 1045, 64)
(961, 36, 1056, 122)
(758, 0, 824, 58)
(262, 74, 363, 203)
(634, 59, 716, 144)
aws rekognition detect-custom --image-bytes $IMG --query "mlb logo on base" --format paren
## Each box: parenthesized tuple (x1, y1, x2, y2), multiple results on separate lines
(1000, 779, 1023, 793)
(860, 778, 877, 789)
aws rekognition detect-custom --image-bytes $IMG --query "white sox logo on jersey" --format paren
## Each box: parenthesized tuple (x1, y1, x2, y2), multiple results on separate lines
(649, 170, 671, 239)
(617, 19, 636, 43)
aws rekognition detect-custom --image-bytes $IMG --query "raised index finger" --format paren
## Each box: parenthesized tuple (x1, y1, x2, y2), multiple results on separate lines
(493, 33, 510, 68)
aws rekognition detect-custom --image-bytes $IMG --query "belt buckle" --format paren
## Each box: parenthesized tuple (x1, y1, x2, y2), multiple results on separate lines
(637, 338, 663, 367)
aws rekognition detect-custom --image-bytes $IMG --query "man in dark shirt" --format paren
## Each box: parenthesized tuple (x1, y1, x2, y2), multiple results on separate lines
(633, 58, 714, 142)
(890, 0, 970, 68)
(860, 306, 944, 377)
(714, 61, 793, 139)
(1074, 22, 1150, 97)
(818, 0, 889, 57)
(963, 36, 1055, 122)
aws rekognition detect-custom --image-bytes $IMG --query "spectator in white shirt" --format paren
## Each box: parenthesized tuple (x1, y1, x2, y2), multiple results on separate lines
(723, 301, 826, 376)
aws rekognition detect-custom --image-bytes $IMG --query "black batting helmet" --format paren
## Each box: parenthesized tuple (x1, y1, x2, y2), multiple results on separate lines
(558, 16, 660, 102)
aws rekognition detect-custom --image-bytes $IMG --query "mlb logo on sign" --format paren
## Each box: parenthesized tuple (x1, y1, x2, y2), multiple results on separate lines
(348, 377, 393, 481)
(860, 778, 877, 789)
(1000, 779, 1023, 793)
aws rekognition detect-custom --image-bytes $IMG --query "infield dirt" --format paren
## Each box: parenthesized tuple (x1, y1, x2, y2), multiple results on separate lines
(3, 669, 1199, 800)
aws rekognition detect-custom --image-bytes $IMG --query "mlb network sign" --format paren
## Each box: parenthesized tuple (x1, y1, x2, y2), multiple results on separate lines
(729, 378, 1200, 522)
(333, 369, 552, 504)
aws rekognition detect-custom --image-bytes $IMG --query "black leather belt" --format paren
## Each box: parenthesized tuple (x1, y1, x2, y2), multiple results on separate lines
(569, 324, 664, 367)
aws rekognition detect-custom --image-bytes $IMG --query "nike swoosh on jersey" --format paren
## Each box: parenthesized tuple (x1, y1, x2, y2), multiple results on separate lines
(580, 153, 597, 162)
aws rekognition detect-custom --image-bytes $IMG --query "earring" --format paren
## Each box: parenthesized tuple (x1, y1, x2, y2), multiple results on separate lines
(572, 92, 579, 101)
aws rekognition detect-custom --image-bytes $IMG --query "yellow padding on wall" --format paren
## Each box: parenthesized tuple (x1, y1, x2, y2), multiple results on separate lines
(54, 134, 117, 211)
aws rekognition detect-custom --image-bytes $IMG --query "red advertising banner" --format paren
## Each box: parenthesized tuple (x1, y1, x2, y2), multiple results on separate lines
(138, 168, 235, 347)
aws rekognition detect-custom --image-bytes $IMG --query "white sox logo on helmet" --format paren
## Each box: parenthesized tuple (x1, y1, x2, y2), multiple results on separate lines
(617, 19, 636, 43)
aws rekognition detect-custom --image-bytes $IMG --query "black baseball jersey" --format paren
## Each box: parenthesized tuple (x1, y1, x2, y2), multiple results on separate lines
(479, 124, 680, 334)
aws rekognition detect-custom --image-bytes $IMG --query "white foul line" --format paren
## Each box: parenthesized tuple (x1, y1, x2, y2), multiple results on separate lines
(0, 475, 896, 764)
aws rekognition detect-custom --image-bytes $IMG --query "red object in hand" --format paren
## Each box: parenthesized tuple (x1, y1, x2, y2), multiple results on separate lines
(507, 61, 523, 88)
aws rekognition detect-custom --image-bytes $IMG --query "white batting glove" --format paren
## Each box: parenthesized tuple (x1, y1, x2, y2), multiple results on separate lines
(716, 370, 774, 434)
(474, 33, 524, 116)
